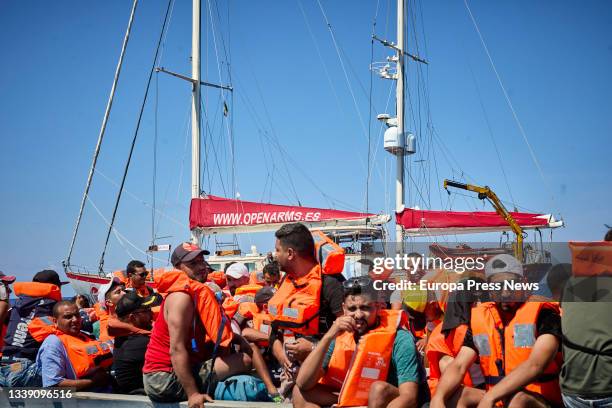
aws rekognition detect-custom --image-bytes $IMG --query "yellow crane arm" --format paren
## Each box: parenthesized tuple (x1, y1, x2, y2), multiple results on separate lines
(443, 179, 523, 261)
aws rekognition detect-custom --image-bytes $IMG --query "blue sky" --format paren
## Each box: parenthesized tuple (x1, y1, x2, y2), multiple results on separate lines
(1, 1, 610, 295)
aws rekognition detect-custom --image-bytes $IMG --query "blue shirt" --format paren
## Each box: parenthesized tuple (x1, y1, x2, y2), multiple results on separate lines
(35, 334, 76, 387)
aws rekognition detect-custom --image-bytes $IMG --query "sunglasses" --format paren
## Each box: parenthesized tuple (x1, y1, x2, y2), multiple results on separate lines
(342, 276, 373, 290)
(135, 272, 148, 278)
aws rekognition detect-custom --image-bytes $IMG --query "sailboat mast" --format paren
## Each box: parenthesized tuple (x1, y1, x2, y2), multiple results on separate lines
(191, 0, 202, 244)
(395, 0, 405, 247)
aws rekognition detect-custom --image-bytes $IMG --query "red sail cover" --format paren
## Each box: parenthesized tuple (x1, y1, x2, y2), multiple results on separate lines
(396, 208, 562, 236)
(190, 196, 386, 233)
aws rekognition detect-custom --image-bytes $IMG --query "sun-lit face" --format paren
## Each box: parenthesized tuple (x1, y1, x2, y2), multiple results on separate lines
(226, 275, 249, 295)
(129, 266, 148, 289)
(274, 239, 294, 276)
(56, 304, 82, 336)
(105, 284, 126, 310)
(179, 255, 212, 283)
(343, 294, 380, 335)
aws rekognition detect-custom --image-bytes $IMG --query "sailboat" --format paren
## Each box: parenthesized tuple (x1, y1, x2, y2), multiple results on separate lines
(63, 0, 562, 300)
(63, 0, 391, 300)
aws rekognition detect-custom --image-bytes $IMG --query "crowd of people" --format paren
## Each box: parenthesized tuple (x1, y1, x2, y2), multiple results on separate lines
(0, 223, 610, 408)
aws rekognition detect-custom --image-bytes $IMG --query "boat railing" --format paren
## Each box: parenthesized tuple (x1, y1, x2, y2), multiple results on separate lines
(64, 263, 110, 278)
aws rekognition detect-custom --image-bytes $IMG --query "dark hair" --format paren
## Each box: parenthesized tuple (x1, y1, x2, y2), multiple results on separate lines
(71, 294, 90, 308)
(547, 263, 572, 295)
(53, 300, 77, 318)
(263, 260, 280, 277)
(343, 278, 378, 301)
(126, 260, 146, 276)
(605, 228, 612, 242)
(274, 223, 315, 260)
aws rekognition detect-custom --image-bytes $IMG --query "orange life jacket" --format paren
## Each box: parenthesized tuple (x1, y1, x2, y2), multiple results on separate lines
(237, 302, 259, 321)
(208, 271, 227, 288)
(249, 271, 265, 286)
(57, 331, 114, 378)
(319, 309, 407, 407)
(155, 270, 233, 349)
(312, 230, 345, 274)
(470, 302, 562, 405)
(27, 315, 113, 378)
(268, 265, 322, 336)
(223, 296, 239, 319)
(93, 304, 113, 342)
(13, 282, 62, 302)
(252, 311, 272, 347)
(426, 323, 473, 395)
(569, 241, 612, 277)
(235, 284, 263, 297)
(112, 270, 128, 284)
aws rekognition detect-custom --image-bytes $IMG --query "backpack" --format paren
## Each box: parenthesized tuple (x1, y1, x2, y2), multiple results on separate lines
(213, 374, 270, 402)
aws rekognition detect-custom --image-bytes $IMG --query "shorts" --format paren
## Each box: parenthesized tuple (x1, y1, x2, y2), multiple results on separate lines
(143, 359, 214, 402)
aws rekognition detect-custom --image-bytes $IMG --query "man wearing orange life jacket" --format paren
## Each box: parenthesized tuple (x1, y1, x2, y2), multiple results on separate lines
(35, 300, 113, 390)
(95, 277, 126, 341)
(431, 254, 563, 408)
(143, 242, 273, 407)
(124, 260, 156, 297)
(295, 277, 430, 408)
(426, 281, 486, 397)
(1, 270, 69, 389)
(267, 223, 345, 399)
(220, 262, 261, 319)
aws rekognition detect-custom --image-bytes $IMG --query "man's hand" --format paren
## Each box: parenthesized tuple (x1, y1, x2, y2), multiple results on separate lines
(285, 337, 314, 362)
(325, 316, 356, 339)
(416, 337, 427, 353)
(188, 392, 213, 408)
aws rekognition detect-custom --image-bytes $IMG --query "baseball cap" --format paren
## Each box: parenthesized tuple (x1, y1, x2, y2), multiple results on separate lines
(485, 254, 524, 279)
(254, 286, 275, 305)
(0, 270, 16, 284)
(97, 277, 124, 307)
(33, 270, 69, 287)
(171, 242, 210, 267)
(226, 262, 249, 279)
(115, 290, 163, 318)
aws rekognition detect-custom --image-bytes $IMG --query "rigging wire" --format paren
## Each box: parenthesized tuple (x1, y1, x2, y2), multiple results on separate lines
(98, 0, 174, 273)
(463, 0, 558, 214)
(466, 61, 517, 210)
(315, 0, 369, 141)
(65, 0, 138, 266)
(87, 196, 168, 265)
(297, 0, 348, 124)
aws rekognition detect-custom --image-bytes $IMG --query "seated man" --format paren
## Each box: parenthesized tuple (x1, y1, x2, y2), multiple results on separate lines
(35, 300, 113, 390)
(294, 277, 430, 408)
(143, 242, 274, 406)
(112, 291, 162, 394)
(431, 254, 563, 408)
